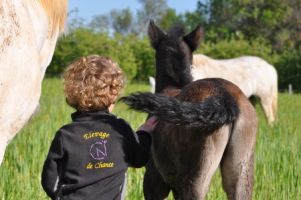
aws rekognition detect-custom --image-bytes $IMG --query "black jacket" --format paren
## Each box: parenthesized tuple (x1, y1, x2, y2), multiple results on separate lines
(41, 110, 151, 200)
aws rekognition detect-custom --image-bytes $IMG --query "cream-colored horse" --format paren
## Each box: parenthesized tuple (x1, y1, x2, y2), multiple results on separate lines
(192, 54, 278, 124)
(0, 0, 67, 164)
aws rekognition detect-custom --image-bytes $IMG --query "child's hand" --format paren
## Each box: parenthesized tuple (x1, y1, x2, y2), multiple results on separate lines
(138, 116, 158, 133)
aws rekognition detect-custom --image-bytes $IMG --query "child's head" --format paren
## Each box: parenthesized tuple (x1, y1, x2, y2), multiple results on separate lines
(63, 55, 125, 112)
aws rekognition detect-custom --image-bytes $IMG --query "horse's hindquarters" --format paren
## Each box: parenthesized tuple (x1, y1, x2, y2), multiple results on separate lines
(220, 93, 257, 200)
(0, 5, 45, 165)
(150, 124, 231, 199)
(192, 54, 277, 124)
(0, 134, 9, 164)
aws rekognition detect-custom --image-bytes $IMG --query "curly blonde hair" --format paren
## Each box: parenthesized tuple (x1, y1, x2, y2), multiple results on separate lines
(63, 55, 125, 112)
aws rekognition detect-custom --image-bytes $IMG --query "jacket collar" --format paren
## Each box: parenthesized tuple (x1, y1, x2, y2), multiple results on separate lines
(71, 109, 112, 122)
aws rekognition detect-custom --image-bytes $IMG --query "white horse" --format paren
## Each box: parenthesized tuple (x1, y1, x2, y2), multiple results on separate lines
(191, 54, 278, 124)
(149, 76, 156, 93)
(0, 0, 68, 165)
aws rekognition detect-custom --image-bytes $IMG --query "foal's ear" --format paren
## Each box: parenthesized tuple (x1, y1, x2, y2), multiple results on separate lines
(183, 24, 203, 51)
(148, 20, 166, 49)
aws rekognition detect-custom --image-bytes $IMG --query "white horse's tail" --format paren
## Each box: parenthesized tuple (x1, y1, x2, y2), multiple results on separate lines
(262, 63, 278, 124)
(267, 63, 278, 124)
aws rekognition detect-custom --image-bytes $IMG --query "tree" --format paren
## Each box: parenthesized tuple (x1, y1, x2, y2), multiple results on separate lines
(110, 8, 133, 35)
(276, 49, 301, 90)
(135, 0, 168, 35)
(203, 0, 297, 51)
(47, 29, 138, 80)
(89, 8, 133, 35)
(68, 8, 86, 31)
(158, 8, 181, 30)
(280, 0, 301, 50)
(228, 0, 290, 41)
(180, 4, 207, 32)
(89, 15, 110, 33)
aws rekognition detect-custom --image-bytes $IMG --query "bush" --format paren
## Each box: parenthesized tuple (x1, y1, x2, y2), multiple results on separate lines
(196, 37, 279, 65)
(275, 50, 301, 91)
(47, 29, 138, 81)
(47, 28, 301, 90)
(129, 37, 155, 82)
(47, 28, 110, 75)
(106, 34, 138, 81)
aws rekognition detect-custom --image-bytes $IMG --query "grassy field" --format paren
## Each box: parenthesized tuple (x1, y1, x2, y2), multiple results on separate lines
(0, 78, 300, 200)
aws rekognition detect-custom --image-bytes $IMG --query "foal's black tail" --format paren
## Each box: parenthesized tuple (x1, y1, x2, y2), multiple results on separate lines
(120, 92, 239, 131)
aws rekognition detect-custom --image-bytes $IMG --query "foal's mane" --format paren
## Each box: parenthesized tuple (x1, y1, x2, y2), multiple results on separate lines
(167, 24, 186, 40)
(40, 0, 68, 36)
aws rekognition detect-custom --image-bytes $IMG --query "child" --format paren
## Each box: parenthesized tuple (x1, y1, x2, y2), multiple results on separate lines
(41, 55, 157, 200)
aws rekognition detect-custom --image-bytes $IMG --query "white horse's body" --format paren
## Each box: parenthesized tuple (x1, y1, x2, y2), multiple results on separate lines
(192, 54, 278, 123)
(0, 0, 67, 164)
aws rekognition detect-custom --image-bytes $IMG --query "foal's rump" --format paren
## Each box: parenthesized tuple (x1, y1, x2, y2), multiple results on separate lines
(121, 78, 243, 132)
(192, 54, 278, 124)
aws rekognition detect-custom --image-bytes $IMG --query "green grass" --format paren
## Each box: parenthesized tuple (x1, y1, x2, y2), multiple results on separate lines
(0, 78, 301, 199)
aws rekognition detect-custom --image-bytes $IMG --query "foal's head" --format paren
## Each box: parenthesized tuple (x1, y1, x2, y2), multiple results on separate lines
(148, 20, 203, 93)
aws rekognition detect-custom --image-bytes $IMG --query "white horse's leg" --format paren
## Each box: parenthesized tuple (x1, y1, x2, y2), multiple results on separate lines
(271, 86, 278, 122)
(258, 63, 278, 124)
(261, 96, 275, 124)
(0, 134, 8, 165)
(149, 76, 156, 93)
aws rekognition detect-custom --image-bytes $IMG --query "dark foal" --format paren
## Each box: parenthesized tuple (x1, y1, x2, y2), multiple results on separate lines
(121, 21, 257, 200)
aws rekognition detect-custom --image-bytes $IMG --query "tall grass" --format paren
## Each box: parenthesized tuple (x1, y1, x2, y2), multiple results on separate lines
(0, 78, 300, 199)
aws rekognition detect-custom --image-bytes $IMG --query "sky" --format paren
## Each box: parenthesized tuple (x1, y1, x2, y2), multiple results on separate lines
(68, 0, 198, 22)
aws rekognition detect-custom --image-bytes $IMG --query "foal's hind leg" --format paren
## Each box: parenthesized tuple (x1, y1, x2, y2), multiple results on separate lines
(172, 125, 231, 200)
(144, 157, 171, 200)
(220, 103, 257, 200)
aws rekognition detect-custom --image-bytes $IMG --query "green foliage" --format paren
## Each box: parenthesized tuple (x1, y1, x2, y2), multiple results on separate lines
(48, 27, 301, 89)
(196, 37, 279, 65)
(199, 0, 299, 51)
(47, 28, 108, 75)
(1, 79, 301, 199)
(109, 34, 138, 81)
(158, 8, 182, 30)
(129, 37, 155, 82)
(48, 0, 301, 88)
(275, 50, 301, 91)
(110, 8, 133, 35)
(47, 29, 138, 81)
(89, 15, 110, 33)
(90, 9, 134, 35)
(179, 11, 206, 32)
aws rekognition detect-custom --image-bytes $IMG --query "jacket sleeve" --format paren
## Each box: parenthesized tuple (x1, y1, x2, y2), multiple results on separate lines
(41, 131, 64, 199)
(117, 119, 152, 168)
